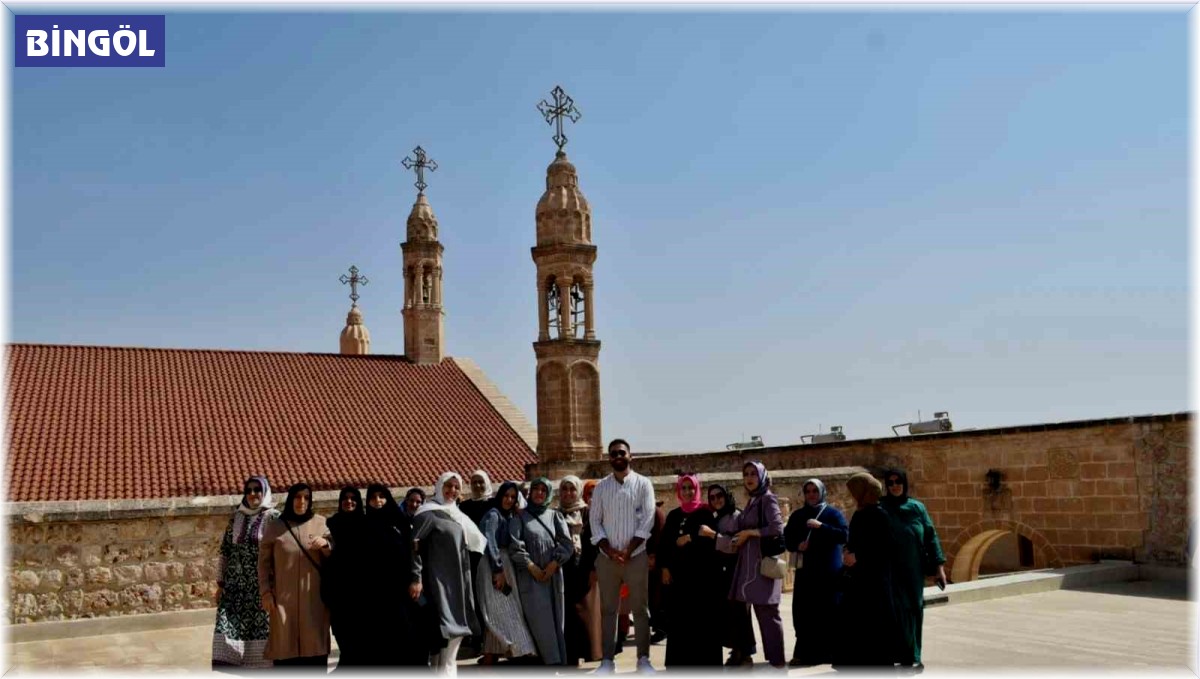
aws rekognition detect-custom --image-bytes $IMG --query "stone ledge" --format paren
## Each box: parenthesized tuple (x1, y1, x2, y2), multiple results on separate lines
(645, 467, 870, 491)
(5, 607, 216, 643)
(5, 486, 431, 525)
(931, 560, 1141, 606)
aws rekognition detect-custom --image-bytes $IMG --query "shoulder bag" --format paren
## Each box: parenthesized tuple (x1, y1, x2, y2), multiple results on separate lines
(756, 497, 788, 580)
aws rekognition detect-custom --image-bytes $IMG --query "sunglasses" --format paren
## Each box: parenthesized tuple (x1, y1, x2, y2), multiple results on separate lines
(246, 486, 263, 494)
(886, 480, 903, 487)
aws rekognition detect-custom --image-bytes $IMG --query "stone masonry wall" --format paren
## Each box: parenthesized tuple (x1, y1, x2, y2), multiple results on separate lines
(5, 489, 395, 625)
(558, 413, 1192, 577)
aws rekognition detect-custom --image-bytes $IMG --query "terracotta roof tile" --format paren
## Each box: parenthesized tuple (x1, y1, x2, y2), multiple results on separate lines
(4, 344, 537, 502)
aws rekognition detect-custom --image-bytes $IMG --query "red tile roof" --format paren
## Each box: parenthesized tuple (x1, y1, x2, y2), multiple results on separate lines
(4, 344, 536, 502)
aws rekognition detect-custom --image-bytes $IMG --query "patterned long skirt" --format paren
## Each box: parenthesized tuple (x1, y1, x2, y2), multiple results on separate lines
(475, 551, 537, 658)
(212, 541, 272, 668)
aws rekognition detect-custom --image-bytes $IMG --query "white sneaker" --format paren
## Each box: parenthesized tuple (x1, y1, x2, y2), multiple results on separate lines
(593, 659, 616, 675)
(637, 656, 657, 674)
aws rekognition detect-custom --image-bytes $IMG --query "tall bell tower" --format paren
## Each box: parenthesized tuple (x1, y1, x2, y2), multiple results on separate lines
(532, 86, 602, 463)
(400, 146, 445, 364)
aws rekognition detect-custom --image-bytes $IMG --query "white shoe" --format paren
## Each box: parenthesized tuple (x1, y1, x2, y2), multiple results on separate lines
(593, 659, 616, 675)
(637, 656, 657, 675)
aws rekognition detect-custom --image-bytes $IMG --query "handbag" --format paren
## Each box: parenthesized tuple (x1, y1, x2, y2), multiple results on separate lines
(755, 496, 787, 580)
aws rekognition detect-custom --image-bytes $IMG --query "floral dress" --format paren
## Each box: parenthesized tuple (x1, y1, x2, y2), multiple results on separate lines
(212, 508, 278, 668)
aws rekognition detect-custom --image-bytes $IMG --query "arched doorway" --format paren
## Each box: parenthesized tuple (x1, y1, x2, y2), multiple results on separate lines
(947, 519, 1063, 583)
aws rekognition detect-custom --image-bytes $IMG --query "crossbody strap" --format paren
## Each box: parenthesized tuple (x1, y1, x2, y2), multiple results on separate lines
(803, 503, 827, 543)
(284, 520, 322, 574)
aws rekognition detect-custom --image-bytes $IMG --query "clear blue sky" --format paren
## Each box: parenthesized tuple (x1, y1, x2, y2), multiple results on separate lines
(10, 7, 1188, 452)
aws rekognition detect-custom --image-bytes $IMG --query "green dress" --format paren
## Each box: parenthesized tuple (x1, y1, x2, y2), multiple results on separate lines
(882, 496, 944, 665)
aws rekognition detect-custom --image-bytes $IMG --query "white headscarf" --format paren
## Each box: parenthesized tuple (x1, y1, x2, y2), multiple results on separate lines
(469, 469, 494, 500)
(416, 471, 488, 554)
(237, 475, 273, 516)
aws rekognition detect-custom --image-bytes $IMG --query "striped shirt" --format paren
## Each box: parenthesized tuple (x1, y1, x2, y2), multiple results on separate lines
(589, 470, 656, 558)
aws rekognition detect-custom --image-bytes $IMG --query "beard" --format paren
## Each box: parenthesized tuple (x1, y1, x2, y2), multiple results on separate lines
(610, 458, 629, 472)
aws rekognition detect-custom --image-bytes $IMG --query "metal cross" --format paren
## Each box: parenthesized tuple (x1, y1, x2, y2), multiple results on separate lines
(401, 146, 438, 194)
(537, 85, 582, 151)
(339, 265, 369, 304)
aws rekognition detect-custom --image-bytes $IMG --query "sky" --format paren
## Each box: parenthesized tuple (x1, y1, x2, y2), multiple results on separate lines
(8, 5, 1189, 452)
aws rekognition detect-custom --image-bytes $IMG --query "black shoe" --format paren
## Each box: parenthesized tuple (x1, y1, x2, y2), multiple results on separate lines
(650, 630, 667, 644)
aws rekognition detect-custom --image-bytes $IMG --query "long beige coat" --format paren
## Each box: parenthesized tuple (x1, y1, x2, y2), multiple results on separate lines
(257, 514, 330, 660)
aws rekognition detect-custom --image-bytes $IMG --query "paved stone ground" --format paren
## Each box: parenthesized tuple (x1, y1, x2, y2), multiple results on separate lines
(3, 580, 1194, 674)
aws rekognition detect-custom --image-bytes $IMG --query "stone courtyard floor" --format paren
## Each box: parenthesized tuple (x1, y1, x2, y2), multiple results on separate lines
(3, 580, 1194, 674)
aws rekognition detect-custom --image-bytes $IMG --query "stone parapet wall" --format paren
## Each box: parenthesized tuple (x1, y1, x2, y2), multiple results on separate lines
(564, 413, 1192, 574)
(4, 487, 418, 625)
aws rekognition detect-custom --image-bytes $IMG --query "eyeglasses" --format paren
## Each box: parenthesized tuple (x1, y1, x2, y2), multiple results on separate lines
(886, 480, 903, 487)
(708, 495, 723, 502)
(246, 487, 263, 494)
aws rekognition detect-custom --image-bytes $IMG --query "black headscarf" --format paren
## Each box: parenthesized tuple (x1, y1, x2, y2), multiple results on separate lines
(365, 484, 403, 522)
(707, 483, 737, 518)
(882, 467, 909, 506)
(280, 483, 315, 523)
(492, 480, 522, 518)
(327, 486, 364, 538)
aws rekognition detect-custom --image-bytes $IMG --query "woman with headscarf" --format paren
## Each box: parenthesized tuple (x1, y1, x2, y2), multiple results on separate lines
(722, 461, 787, 669)
(322, 486, 366, 666)
(700, 483, 757, 666)
(555, 475, 596, 665)
(213, 475, 278, 670)
(579, 479, 603, 663)
(474, 480, 538, 665)
(401, 487, 426, 531)
(258, 483, 331, 669)
(834, 472, 900, 670)
(783, 478, 848, 667)
(881, 468, 946, 672)
(412, 472, 487, 675)
(348, 484, 431, 667)
(509, 477, 574, 665)
(460, 470, 494, 526)
(658, 474, 722, 667)
(459, 470, 494, 656)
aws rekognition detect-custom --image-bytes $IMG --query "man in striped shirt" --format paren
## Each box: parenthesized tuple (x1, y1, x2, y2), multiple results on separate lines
(590, 438, 658, 675)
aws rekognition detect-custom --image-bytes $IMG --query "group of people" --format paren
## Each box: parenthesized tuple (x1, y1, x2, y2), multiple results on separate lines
(210, 439, 945, 674)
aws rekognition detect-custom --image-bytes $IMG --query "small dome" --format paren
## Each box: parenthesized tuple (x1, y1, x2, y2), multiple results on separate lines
(406, 193, 439, 241)
(535, 151, 592, 246)
(340, 305, 371, 355)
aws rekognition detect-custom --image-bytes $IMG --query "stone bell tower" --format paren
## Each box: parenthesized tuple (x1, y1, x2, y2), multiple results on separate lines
(400, 146, 445, 364)
(532, 86, 602, 463)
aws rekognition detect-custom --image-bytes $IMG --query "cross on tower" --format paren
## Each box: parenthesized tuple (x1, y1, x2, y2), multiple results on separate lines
(537, 85, 582, 152)
(339, 265, 369, 305)
(401, 146, 438, 194)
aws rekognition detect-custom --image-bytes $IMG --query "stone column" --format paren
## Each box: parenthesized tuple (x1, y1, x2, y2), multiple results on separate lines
(559, 276, 573, 339)
(584, 280, 595, 340)
(403, 267, 411, 309)
(433, 267, 442, 307)
(538, 280, 550, 341)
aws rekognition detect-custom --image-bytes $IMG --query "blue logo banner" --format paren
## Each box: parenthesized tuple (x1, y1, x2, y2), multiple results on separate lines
(15, 15, 165, 67)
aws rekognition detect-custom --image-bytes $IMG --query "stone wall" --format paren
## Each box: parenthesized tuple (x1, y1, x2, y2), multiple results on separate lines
(4, 489, 403, 625)
(533, 412, 1192, 578)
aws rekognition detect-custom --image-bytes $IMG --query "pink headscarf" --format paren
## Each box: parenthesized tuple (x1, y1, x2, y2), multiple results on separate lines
(676, 474, 706, 514)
